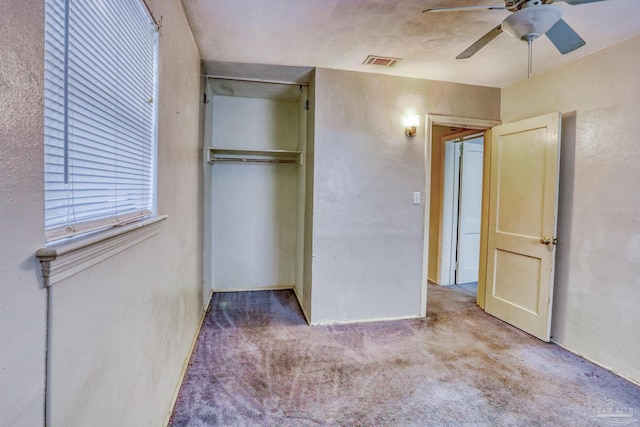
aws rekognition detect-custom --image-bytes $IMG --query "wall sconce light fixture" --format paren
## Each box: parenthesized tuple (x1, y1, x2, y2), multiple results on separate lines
(405, 115, 420, 137)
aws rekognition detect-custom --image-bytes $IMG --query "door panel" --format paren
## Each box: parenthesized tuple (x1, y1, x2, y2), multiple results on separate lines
(485, 112, 560, 341)
(493, 249, 541, 313)
(440, 141, 461, 286)
(456, 139, 483, 284)
(495, 127, 547, 238)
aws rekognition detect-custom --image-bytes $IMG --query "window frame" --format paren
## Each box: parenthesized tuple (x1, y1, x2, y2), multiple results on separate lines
(38, 0, 165, 287)
(43, 0, 160, 243)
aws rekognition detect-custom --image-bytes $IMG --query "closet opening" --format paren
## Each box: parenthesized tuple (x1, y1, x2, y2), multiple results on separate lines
(202, 70, 314, 322)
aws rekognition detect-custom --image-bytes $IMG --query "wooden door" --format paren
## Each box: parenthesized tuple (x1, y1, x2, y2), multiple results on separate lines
(456, 138, 484, 284)
(484, 112, 561, 341)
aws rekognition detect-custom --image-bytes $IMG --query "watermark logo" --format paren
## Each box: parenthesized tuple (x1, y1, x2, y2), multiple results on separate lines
(585, 393, 638, 426)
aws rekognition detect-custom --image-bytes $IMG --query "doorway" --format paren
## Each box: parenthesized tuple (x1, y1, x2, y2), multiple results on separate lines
(440, 133, 484, 288)
(423, 113, 561, 342)
(422, 114, 499, 314)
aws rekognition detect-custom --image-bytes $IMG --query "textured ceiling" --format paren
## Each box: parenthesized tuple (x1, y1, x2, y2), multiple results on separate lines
(181, 0, 640, 88)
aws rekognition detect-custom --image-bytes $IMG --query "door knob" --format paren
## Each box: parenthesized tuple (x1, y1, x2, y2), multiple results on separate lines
(540, 236, 556, 246)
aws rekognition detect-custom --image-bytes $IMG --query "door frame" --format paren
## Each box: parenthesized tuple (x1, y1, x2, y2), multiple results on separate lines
(421, 114, 500, 315)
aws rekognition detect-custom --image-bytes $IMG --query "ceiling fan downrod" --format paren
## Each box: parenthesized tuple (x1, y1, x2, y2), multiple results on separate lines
(526, 35, 535, 78)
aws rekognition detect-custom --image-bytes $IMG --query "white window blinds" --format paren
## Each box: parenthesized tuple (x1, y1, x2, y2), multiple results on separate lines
(44, 0, 158, 241)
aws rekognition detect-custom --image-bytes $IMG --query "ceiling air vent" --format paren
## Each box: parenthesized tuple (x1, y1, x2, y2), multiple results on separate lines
(363, 55, 400, 67)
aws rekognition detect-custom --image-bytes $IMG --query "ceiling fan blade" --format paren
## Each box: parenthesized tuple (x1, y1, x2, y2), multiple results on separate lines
(561, 0, 609, 5)
(423, 6, 506, 13)
(456, 25, 504, 59)
(545, 19, 586, 54)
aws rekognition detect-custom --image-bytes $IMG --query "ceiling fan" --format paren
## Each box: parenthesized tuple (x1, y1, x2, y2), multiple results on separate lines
(423, 0, 609, 61)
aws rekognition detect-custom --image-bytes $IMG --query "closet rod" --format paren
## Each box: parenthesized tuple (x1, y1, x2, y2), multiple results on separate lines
(206, 75, 309, 86)
(211, 157, 299, 164)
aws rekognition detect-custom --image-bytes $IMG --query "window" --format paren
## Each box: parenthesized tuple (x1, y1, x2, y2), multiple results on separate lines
(44, 0, 158, 242)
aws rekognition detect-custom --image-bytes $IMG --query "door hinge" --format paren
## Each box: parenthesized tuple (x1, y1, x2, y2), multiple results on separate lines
(304, 99, 309, 111)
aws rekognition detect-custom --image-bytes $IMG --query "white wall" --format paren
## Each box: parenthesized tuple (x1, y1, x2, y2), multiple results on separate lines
(210, 96, 300, 291)
(310, 69, 500, 323)
(0, 1, 47, 425)
(0, 0, 205, 425)
(502, 35, 640, 383)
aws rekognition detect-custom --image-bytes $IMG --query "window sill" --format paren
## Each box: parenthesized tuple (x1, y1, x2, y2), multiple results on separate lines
(36, 215, 168, 287)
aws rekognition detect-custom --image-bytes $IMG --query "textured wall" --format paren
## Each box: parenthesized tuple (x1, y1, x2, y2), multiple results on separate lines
(310, 69, 499, 323)
(0, 1, 47, 425)
(502, 35, 640, 383)
(46, 0, 205, 425)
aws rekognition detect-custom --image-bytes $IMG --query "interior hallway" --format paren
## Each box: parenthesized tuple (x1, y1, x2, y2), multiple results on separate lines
(169, 285, 640, 426)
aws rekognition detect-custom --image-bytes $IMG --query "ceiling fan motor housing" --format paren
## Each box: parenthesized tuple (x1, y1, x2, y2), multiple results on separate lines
(502, 4, 563, 41)
(505, 0, 557, 12)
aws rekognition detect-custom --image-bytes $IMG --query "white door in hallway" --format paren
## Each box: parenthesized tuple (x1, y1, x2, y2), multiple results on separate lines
(484, 112, 561, 342)
(456, 138, 483, 284)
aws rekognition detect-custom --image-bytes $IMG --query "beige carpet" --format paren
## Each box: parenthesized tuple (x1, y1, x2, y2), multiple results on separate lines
(170, 284, 640, 426)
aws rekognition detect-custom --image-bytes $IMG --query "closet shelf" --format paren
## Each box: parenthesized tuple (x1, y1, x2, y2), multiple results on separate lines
(208, 148, 303, 165)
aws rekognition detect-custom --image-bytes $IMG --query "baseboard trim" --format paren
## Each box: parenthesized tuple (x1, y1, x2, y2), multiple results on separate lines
(551, 339, 640, 387)
(311, 314, 421, 326)
(213, 285, 294, 293)
(163, 289, 214, 427)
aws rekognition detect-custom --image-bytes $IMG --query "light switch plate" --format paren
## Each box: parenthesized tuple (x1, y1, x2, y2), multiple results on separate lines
(413, 192, 421, 205)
